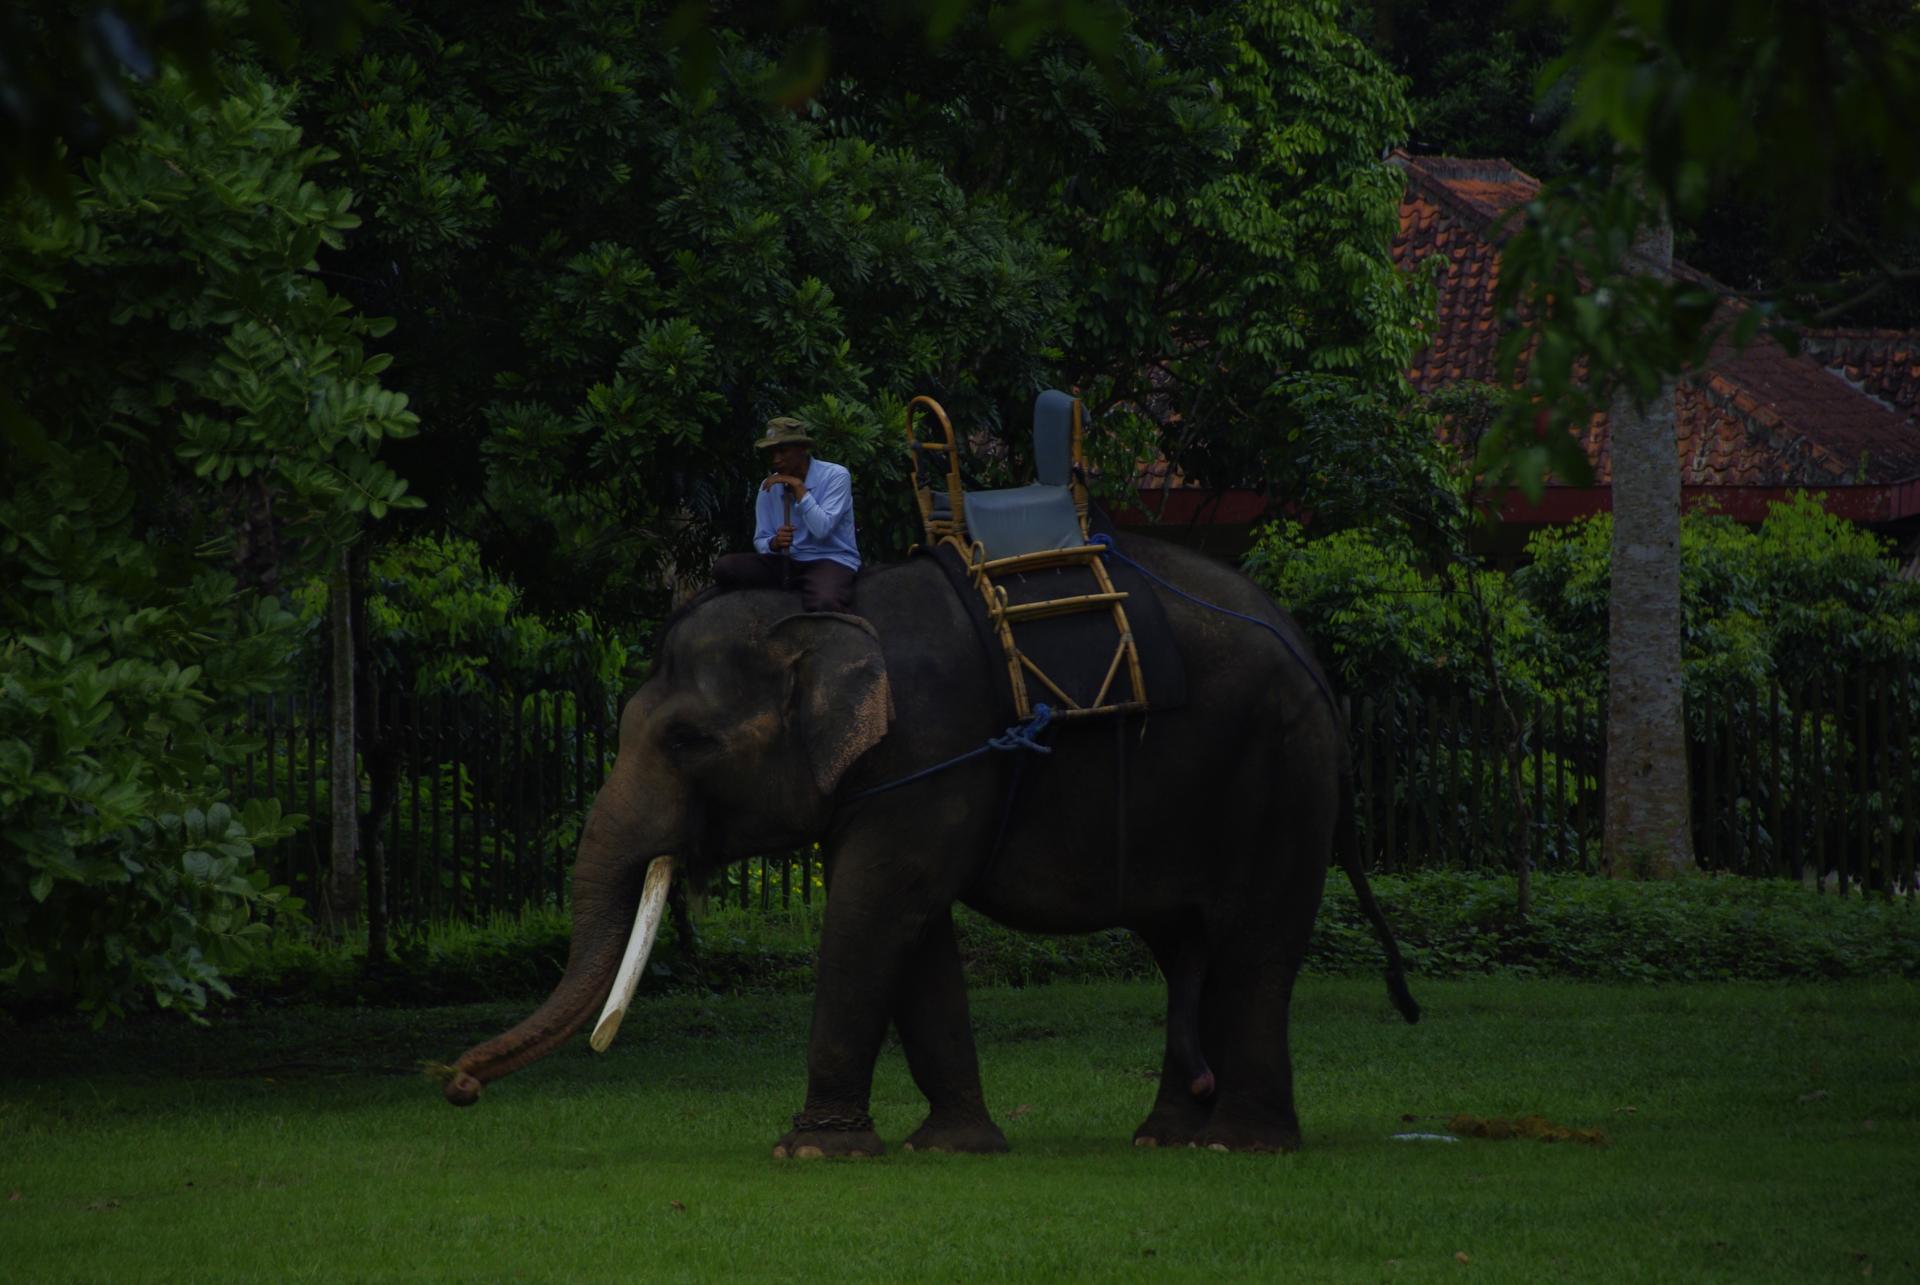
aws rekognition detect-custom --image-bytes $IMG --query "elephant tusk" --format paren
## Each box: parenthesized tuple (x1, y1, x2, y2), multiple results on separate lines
(589, 855, 675, 1054)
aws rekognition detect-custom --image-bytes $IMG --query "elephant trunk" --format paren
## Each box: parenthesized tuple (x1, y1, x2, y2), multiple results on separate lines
(442, 764, 672, 1106)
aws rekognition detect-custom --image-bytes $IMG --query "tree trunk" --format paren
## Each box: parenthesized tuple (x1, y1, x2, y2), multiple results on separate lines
(1602, 202, 1695, 878)
(326, 546, 361, 935)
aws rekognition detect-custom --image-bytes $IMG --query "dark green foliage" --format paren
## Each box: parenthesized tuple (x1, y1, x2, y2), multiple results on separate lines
(182, 873, 1917, 1013)
(1349, 0, 1571, 173)
(951, 0, 1429, 497)
(296, 535, 632, 696)
(0, 66, 414, 1020)
(307, 0, 1427, 618)
(4, 5, 1432, 1019)
(305, 1, 1073, 616)
(233, 908, 577, 1009)
(1515, 495, 1920, 710)
(1248, 493, 1920, 710)
(1314, 871, 1920, 983)
(0, 1, 377, 203)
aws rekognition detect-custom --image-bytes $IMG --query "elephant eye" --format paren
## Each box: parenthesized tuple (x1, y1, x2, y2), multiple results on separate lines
(662, 721, 718, 756)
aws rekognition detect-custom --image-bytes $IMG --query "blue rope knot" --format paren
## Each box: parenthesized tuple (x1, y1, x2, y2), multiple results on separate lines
(988, 703, 1054, 753)
(843, 703, 1056, 803)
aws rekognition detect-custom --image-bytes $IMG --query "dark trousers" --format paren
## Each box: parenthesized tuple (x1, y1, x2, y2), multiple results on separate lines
(712, 552, 857, 613)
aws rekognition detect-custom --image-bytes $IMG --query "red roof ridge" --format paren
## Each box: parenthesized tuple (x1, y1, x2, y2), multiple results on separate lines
(1802, 325, 1920, 342)
(1389, 150, 1536, 240)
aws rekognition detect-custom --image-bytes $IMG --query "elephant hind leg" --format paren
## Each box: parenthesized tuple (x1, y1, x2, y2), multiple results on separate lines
(894, 907, 1008, 1154)
(1131, 918, 1215, 1148)
(1191, 957, 1305, 1153)
(1192, 869, 1328, 1152)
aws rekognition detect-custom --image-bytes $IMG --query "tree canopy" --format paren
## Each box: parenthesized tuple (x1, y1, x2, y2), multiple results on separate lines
(0, 63, 415, 1018)
(3, 0, 1436, 1017)
(308, 0, 1429, 618)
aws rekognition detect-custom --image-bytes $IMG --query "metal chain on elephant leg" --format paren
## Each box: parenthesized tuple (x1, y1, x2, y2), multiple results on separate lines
(790, 1109, 876, 1133)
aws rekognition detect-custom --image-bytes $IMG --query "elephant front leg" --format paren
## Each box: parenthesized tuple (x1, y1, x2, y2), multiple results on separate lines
(775, 946, 890, 1159)
(774, 859, 929, 1159)
(895, 908, 1007, 1154)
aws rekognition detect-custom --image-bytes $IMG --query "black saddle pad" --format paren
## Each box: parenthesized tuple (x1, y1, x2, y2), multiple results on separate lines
(921, 542, 1187, 723)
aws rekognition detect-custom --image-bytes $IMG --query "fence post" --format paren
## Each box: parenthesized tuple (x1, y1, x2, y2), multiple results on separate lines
(407, 691, 421, 929)
(1769, 680, 1783, 879)
(265, 693, 278, 827)
(1358, 696, 1375, 870)
(1812, 673, 1828, 891)
(511, 688, 525, 913)
(1445, 688, 1463, 864)
(1467, 690, 1485, 870)
(1574, 698, 1592, 868)
(1531, 691, 1545, 875)
(1701, 698, 1718, 870)
(1876, 667, 1893, 892)
(1903, 663, 1917, 896)
(1743, 679, 1758, 875)
(1382, 691, 1398, 873)
(427, 694, 443, 920)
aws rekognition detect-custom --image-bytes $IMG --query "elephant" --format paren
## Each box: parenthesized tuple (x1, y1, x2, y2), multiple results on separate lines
(439, 533, 1418, 1154)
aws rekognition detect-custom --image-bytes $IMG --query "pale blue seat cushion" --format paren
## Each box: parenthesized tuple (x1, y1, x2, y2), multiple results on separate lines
(966, 484, 1084, 559)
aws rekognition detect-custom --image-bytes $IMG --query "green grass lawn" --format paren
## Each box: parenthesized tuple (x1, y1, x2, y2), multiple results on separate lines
(2, 978, 1915, 1282)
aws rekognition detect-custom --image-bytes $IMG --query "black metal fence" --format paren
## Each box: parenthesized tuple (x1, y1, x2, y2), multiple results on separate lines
(228, 686, 823, 933)
(233, 666, 1918, 929)
(1348, 666, 1919, 889)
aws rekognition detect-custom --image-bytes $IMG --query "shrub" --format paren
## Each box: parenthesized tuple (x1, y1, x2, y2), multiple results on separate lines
(1313, 871, 1920, 982)
(147, 872, 1916, 1018)
(0, 67, 413, 1021)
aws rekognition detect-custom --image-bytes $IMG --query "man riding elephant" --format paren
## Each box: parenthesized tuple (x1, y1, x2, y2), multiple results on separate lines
(712, 416, 860, 613)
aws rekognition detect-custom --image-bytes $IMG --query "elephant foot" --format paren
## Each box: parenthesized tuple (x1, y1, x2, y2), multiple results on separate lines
(1132, 1097, 1213, 1149)
(1194, 1106, 1302, 1154)
(773, 1109, 884, 1159)
(772, 1128, 885, 1159)
(902, 1114, 1009, 1155)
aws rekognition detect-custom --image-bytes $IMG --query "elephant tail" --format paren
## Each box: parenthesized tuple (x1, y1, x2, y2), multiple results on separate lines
(1337, 765, 1420, 1025)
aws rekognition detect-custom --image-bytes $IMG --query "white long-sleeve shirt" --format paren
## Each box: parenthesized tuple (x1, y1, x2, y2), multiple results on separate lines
(752, 457, 860, 570)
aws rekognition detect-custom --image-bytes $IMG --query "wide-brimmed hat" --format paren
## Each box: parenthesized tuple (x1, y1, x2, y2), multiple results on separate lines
(754, 416, 813, 449)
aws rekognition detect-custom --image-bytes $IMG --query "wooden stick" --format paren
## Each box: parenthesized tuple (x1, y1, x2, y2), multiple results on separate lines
(978, 545, 1111, 574)
(1019, 652, 1083, 710)
(1091, 635, 1130, 709)
(998, 591, 1130, 623)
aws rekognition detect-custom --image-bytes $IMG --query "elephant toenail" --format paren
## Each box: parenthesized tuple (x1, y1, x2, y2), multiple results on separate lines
(1135, 1136, 1157, 1148)
(795, 1145, 824, 1159)
(1208, 1142, 1230, 1152)
(773, 1145, 789, 1159)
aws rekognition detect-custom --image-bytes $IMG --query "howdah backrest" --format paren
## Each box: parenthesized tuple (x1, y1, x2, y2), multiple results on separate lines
(1032, 389, 1075, 487)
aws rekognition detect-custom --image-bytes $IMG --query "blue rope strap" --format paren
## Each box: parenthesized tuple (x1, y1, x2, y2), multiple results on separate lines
(1089, 533, 1338, 717)
(843, 703, 1055, 804)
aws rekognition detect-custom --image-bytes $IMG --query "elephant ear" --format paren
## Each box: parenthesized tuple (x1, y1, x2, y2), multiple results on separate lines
(771, 612, 894, 796)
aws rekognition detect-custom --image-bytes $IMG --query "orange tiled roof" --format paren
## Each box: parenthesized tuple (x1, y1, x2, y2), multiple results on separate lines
(1802, 327, 1920, 423)
(1391, 152, 1920, 487)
